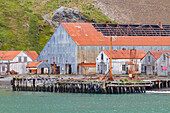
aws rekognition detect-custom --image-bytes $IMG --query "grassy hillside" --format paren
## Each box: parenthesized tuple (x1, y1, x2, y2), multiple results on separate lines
(0, 0, 116, 54)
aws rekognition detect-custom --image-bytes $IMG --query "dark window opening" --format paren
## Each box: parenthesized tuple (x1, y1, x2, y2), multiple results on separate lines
(2, 66, 5, 71)
(18, 57, 22, 62)
(101, 53, 103, 60)
(24, 57, 27, 62)
(148, 56, 150, 62)
(163, 55, 166, 61)
(122, 65, 126, 71)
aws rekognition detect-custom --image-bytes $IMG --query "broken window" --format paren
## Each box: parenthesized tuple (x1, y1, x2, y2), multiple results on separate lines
(122, 65, 126, 71)
(163, 55, 166, 61)
(18, 56, 22, 62)
(2, 66, 5, 71)
(24, 57, 27, 62)
(148, 56, 150, 62)
(101, 53, 103, 60)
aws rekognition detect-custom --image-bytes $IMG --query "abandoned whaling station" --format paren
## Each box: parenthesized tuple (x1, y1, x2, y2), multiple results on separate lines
(1, 22, 170, 94)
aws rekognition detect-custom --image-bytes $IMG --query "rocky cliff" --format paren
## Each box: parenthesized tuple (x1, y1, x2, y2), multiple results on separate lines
(94, 0, 170, 24)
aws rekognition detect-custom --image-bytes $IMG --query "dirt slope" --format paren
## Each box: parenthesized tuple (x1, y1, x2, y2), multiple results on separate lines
(94, 0, 170, 24)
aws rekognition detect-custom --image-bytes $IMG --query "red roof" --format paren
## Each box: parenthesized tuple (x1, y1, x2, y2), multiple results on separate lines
(26, 60, 44, 68)
(25, 51, 38, 60)
(78, 63, 96, 67)
(149, 51, 170, 59)
(0, 51, 22, 60)
(61, 23, 170, 46)
(0, 51, 38, 60)
(103, 50, 146, 59)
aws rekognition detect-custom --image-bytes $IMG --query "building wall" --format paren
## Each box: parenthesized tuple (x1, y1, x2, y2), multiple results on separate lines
(78, 66, 96, 75)
(156, 53, 170, 76)
(78, 45, 170, 65)
(96, 51, 142, 75)
(0, 51, 33, 75)
(37, 24, 77, 74)
(141, 52, 156, 75)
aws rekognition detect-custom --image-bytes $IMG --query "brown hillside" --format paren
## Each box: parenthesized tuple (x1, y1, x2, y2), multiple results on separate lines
(94, 0, 170, 24)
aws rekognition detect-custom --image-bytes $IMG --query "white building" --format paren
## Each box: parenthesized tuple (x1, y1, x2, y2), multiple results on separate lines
(141, 51, 170, 75)
(96, 49, 146, 75)
(0, 50, 38, 75)
(155, 52, 170, 76)
(26, 60, 49, 74)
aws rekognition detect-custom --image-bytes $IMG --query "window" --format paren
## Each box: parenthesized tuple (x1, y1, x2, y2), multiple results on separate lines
(152, 66, 155, 71)
(163, 55, 166, 61)
(122, 65, 126, 71)
(148, 56, 150, 62)
(18, 56, 22, 62)
(98, 65, 99, 71)
(105, 65, 107, 71)
(24, 57, 27, 62)
(101, 53, 103, 60)
(2, 66, 5, 71)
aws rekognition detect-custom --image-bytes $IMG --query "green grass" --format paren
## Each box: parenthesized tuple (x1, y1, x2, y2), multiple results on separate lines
(0, 0, 116, 54)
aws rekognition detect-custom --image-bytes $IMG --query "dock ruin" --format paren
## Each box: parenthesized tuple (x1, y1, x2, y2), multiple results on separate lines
(11, 76, 170, 94)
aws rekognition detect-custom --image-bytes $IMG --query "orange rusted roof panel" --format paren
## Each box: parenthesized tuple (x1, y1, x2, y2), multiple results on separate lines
(103, 50, 146, 59)
(149, 51, 170, 59)
(25, 51, 38, 60)
(26, 60, 43, 68)
(61, 23, 170, 46)
(0, 51, 22, 60)
(0, 51, 38, 60)
(78, 63, 96, 67)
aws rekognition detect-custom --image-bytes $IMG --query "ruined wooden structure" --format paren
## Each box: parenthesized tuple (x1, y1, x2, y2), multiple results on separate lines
(11, 77, 161, 94)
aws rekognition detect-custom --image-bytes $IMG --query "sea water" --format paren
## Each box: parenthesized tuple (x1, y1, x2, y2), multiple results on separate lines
(0, 88, 170, 113)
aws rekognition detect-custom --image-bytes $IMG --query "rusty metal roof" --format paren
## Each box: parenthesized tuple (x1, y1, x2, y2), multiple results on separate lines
(26, 60, 45, 68)
(0, 51, 38, 60)
(25, 51, 38, 61)
(149, 51, 170, 59)
(167, 56, 170, 58)
(0, 51, 21, 60)
(78, 63, 96, 67)
(61, 23, 170, 46)
(93, 23, 170, 36)
(103, 50, 146, 59)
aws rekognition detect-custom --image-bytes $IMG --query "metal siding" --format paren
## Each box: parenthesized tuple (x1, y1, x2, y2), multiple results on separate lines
(37, 24, 77, 74)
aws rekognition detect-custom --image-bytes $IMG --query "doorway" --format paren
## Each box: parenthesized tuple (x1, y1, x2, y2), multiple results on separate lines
(41, 68, 44, 74)
(65, 64, 72, 74)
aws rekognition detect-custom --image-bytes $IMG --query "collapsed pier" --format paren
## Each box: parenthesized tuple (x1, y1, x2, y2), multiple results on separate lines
(11, 76, 160, 94)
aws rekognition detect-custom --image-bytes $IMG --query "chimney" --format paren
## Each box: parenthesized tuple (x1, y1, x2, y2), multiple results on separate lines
(27, 47, 29, 53)
(158, 22, 163, 29)
(11, 48, 13, 51)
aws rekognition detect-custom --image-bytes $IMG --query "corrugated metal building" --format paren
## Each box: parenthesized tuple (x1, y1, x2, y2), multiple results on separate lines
(37, 23, 170, 74)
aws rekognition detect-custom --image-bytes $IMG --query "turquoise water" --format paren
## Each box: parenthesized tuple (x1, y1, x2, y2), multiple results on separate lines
(0, 88, 170, 113)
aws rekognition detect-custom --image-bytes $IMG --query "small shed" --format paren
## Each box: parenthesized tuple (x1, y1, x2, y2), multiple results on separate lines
(26, 60, 49, 74)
